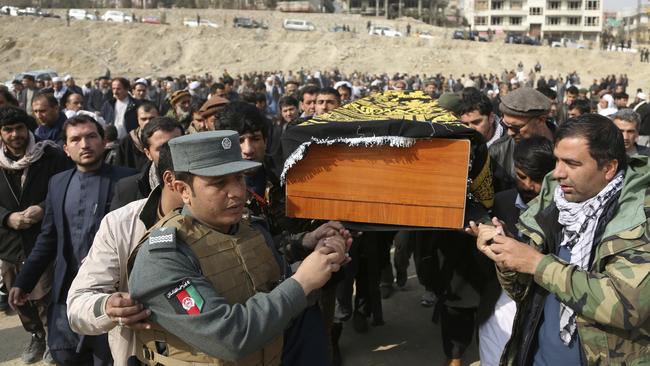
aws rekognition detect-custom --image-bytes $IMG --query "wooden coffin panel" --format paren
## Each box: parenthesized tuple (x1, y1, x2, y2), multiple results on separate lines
(285, 138, 470, 228)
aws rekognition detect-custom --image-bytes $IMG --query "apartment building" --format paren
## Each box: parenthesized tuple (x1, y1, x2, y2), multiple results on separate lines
(464, 0, 603, 41)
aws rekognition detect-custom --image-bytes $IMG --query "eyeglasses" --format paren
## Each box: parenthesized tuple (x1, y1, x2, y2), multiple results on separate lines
(502, 121, 524, 134)
(502, 116, 535, 135)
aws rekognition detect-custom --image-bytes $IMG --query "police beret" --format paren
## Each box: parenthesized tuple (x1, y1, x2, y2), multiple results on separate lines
(499, 87, 551, 117)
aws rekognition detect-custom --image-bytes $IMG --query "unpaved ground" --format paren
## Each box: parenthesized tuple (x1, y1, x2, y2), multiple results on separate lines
(0, 9, 645, 93)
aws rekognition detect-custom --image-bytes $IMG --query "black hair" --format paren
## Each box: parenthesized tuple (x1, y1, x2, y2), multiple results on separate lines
(568, 99, 592, 115)
(255, 92, 267, 104)
(317, 87, 341, 101)
(104, 125, 118, 142)
(138, 101, 159, 114)
(112, 77, 130, 90)
(613, 92, 629, 100)
(0, 90, 20, 107)
(32, 93, 59, 108)
(210, 83, 225, 94)
(513, 136, 555, 183)
(566, 86, 580, 95)
(279, 96, 299, 109)
(217, 101, 269, 139)
(22, 75, 35, 82)
(65, 93, 84, 105)
(536, 87, 557, 101)
(62, 114, 105, 141)
(298, 85, 320, 102)
(156, 142, 174, 183)
(458, 87, 493, 116)
(0, 106, 36, 129)
(140, 116, 184, 150)
(240, 92, 257, 104)
(555, 113, 627, 171)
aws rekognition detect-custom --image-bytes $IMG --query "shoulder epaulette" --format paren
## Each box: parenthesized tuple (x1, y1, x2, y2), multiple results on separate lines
(147, 226, 177, 250)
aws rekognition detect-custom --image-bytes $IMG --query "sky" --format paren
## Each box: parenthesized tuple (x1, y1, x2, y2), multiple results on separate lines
(604, 0, 645, 11)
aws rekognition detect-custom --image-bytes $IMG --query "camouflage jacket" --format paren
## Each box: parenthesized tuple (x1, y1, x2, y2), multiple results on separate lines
(498, 156, 650, 366)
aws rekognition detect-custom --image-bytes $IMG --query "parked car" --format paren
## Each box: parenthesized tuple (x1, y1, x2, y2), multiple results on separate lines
(551, 38, 585, 49)
(142, 16, 161, 24)
(17, 7, 41, 16)
(330, 25, 346, 32)
(282, 19, 315, 31)
(523, 36, 541, 46)
(1, 6, 20, 16)
(68, 8, 94, 20)
(452, 30, 465, 40)
(233, 16, 267, 29)
(5, 69, 58, 89)
(40, 10, 60, 18)
(102, 10, 133, 23)
(183, 18, 219, 28)
(417, 31, 434, 39)
(505, 32, 523, 44)
(369, 25, 402, 37)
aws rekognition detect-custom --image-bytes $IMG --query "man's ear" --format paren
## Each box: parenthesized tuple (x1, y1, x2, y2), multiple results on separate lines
(144, 147, 153, 162)
(603, 159, 619, 181)
(172, 180, 192, 204)
(162, 171, 175, 190)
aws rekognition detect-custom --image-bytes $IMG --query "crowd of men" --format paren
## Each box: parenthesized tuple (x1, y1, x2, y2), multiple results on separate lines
(0, 64, 648, 366)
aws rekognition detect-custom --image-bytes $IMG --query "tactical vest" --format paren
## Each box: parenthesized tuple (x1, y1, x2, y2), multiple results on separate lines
(129, 211, 283, 366)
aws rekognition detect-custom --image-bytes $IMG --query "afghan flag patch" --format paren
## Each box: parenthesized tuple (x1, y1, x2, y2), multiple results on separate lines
(166, 280, 204, 316)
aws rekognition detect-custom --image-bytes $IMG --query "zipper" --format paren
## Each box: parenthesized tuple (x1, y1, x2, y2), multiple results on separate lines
(2, 170, 20, 205)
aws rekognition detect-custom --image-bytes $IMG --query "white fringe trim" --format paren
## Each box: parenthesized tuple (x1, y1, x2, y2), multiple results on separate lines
(280, 136, 417, 185)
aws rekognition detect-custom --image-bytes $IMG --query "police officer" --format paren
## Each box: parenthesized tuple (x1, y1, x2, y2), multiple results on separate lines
(128, 130, 349, 365)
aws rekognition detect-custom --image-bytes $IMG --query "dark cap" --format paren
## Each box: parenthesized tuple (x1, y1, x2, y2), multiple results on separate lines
(438, 92, 462, 115)
(499, 87, 551, 117)
(170, 90, 190, 106)
(199, 95, 229, 118)
(168, 130, 261, 177)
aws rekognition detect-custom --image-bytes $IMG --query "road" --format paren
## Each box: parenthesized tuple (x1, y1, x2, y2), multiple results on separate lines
(0, 266, 480, 365)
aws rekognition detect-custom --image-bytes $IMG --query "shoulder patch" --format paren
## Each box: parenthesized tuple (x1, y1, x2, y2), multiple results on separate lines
(166, 279, 204, 316)
(147, 227, 177, 250)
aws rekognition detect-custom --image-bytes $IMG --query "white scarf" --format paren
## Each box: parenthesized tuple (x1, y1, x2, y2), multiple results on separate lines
(0, 132, 61, 187)
(554, 171, 625, 345)
(54, 85, 68, 101)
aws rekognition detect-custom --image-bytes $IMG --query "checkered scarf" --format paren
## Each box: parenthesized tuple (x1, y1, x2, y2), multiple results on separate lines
(554, 171, 625, 346)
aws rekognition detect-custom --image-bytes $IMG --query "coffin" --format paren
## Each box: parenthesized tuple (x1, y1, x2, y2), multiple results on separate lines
(285, 138, 471, 229)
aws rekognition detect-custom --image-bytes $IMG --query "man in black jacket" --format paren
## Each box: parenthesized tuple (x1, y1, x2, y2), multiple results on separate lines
(100, 77, 140, 140)
(0, 106, 70, 363)
(478, 136, 556, 365)
(114, 101, 159, 171)
(489, 87, 555, 193)
(110, 116, 183, 210)
(9, 115, 136, 365)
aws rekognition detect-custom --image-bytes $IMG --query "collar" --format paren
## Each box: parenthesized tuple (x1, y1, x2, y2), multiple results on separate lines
(515, 193, 528, 212)
(139, 184, 163, 229)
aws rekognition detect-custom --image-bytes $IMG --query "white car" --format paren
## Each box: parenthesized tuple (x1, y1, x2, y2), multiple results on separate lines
(183, 18, 219, 28)
(1, 6, 20, 16)
(282, 19, 315, 31)
(102, 10, 133, 23)
(551, 38, 586, 49)
(69, 9, 95, 20)
(369, 25, 402, 37)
